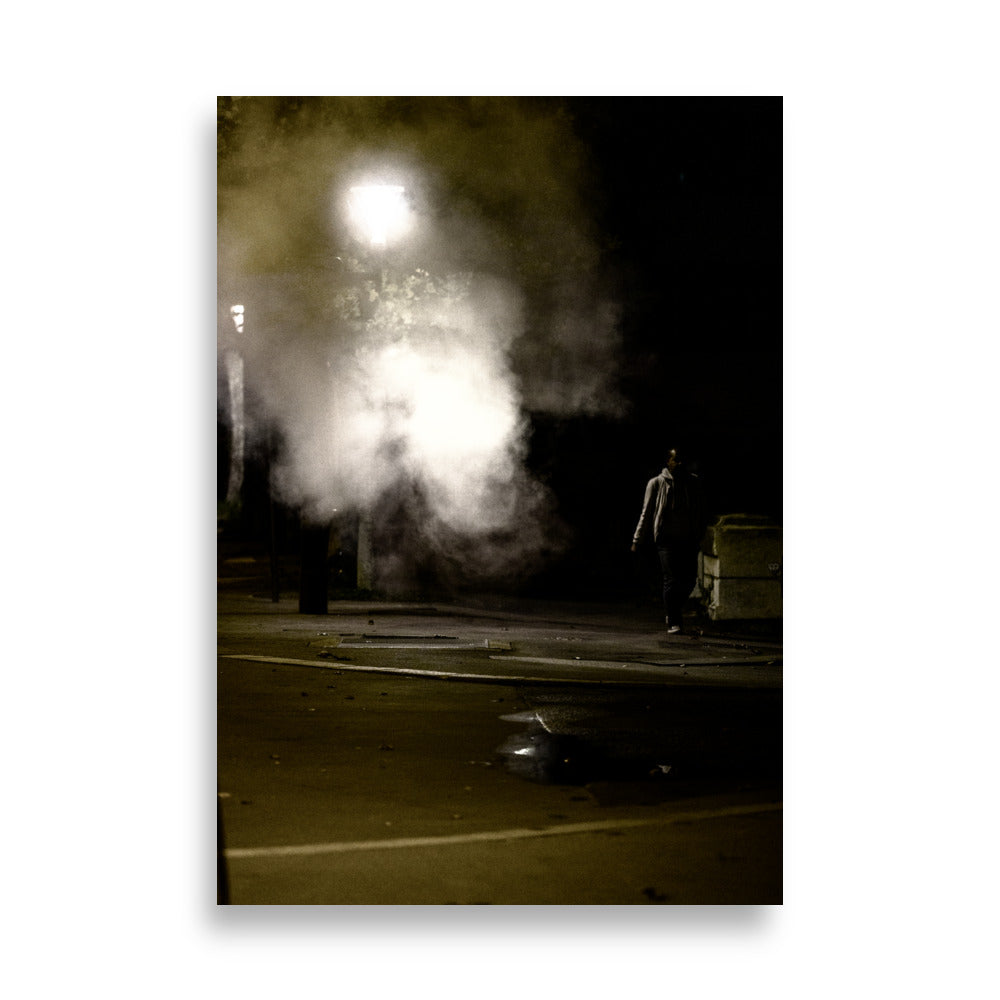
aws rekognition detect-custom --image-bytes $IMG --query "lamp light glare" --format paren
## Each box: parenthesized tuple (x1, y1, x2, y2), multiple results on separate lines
(349, 185, 408, 246)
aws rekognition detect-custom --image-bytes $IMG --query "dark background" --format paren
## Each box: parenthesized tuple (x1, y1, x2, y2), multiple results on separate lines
(531, 97, 781, 595)
(218, 97, 782, 601)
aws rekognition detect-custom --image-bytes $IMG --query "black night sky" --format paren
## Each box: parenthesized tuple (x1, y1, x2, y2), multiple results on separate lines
(519, 97, 781, 597)
(540, 97, 781, 511)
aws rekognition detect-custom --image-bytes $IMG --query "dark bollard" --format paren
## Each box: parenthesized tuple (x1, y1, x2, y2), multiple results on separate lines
(268, 492, 280, 603)
(217, 795, 230, 905)
(299, 521, 330, 614)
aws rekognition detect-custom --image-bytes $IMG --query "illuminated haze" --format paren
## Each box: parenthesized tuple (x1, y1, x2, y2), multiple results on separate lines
(218, 97, 622, 591)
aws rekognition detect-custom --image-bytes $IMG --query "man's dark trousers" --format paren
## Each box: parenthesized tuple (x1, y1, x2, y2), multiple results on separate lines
(657, 537, 698, 625)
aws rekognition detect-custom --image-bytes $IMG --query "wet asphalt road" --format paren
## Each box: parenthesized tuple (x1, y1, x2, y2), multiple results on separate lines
(217, 594, 782, 904)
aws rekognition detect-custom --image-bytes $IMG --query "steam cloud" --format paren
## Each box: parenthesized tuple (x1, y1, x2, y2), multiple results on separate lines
(218, 97, 622, 591)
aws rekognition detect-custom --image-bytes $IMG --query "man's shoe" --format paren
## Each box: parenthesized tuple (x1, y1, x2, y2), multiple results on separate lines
(667, 623, 682, 635)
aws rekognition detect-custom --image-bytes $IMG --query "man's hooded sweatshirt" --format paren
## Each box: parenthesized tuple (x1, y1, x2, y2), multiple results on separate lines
(632, 467, 705, 548)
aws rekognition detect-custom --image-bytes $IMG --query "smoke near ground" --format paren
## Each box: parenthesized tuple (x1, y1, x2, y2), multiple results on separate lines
(218, 97, 622, 590)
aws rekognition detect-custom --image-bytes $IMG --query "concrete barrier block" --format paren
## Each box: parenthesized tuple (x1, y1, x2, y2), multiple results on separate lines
(705, 577, 782, 620)
(699, 515, 782, 619)
(703, 516, 782, 579)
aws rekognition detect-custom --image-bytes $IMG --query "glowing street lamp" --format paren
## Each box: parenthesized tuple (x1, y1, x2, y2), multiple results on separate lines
(344, 184, 409, 593)
(347, 184, 409, 247)
(302, 186, 411, 610)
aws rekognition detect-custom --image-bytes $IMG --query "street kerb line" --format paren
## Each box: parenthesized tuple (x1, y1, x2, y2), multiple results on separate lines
(220, 653, 776, 684)
(222, 653, 662, 685)
(222, 653, 547, 683)
(492, 655, 780, 669)
(222, 803, 782, 860)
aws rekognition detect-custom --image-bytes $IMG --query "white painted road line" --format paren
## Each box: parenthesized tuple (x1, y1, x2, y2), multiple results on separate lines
(223, 802, 782, 860)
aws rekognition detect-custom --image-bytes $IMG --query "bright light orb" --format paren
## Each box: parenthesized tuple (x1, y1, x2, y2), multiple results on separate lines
(348, 185, 409, 246)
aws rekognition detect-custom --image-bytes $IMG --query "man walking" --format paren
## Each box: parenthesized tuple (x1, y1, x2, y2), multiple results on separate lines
(631, 448, 705, 634)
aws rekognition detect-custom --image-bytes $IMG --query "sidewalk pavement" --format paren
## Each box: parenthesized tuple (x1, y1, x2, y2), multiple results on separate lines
(217, 589, 782, 690)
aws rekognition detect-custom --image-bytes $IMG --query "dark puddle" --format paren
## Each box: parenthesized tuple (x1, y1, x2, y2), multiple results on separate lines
(496, 717, 600, 786)
(496, 687, 782, 803)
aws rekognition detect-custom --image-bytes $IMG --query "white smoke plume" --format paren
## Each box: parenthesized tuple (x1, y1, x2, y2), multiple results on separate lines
(218, 97, 621, 590)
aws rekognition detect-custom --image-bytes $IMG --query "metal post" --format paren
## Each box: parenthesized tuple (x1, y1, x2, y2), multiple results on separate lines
(298, 520, 330, 614)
